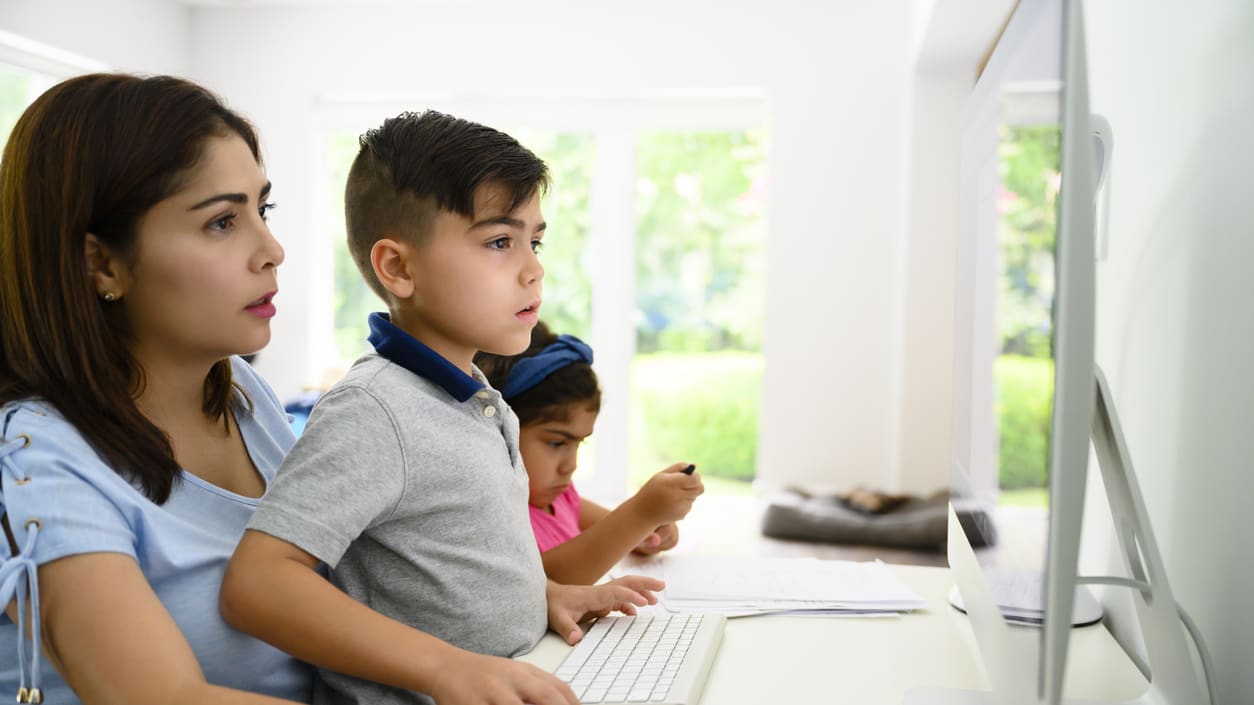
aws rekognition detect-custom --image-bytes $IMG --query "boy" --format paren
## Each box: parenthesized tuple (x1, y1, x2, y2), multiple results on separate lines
(220, 111, 661, 705)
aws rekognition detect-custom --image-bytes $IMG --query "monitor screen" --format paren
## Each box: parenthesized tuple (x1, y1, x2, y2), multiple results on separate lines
(925, 2, 1209, 703)
(944, 0, 1098, 702)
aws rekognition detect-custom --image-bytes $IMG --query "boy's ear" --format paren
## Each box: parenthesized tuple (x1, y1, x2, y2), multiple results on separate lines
(84, 233, 130, 301)
(371, 237, 415, 299)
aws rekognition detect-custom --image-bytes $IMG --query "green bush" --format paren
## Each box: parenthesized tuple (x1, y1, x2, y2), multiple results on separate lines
(995, 355, 1054, 489)
(630, 352, 761, 483)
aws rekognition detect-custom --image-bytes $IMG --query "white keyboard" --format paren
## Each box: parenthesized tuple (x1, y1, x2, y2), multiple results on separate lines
(553, 613, 725, 704)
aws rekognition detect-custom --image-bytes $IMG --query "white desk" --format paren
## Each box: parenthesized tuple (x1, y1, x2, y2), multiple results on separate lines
(519, 564, 1147, 704)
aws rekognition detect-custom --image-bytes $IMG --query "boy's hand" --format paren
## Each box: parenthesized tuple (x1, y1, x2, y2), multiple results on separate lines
(627, 463, 704, 526)
(546, 576, 664, 644)
(430, 650, 578, 705)
(631, 522, 679, 555)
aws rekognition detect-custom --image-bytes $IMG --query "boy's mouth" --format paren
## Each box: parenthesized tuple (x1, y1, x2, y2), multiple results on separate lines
(517, 300, 541, 316)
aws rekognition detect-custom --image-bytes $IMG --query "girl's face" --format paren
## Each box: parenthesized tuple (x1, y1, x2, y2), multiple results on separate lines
(97, 134, 284, 367)
(517, 403, 598, 510)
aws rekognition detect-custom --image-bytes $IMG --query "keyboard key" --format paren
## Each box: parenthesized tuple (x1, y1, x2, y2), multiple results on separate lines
(553, 614, 724, 704)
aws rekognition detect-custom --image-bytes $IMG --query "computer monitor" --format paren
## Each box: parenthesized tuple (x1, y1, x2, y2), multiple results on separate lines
(918, 1, 1211, 704)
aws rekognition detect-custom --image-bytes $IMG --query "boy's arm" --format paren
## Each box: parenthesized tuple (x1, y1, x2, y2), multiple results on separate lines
(221, 530, 578, 705)
(540, 498, 661, 585)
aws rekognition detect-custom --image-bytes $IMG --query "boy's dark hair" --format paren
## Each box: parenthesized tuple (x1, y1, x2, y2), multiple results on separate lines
(0, 73, 258, 504)
(476, 321, 601, 426)
(344, 110, 550, 300)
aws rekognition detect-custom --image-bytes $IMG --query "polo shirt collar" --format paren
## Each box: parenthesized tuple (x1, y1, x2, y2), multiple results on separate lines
(366, 312, 485, 402)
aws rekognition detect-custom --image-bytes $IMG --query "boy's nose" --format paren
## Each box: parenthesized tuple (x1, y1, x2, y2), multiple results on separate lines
(521, 251, 544, 285)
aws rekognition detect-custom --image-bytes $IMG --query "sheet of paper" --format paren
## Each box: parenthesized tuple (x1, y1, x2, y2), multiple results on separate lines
(613, 555, 927, 617)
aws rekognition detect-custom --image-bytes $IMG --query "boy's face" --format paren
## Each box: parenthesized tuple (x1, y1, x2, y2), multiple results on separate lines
(517, 405, 599, 510)
(399, 182, 545, 370)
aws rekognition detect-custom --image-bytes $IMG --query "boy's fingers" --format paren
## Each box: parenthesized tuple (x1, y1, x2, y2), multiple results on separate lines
(526, 670, 580, 705)
(617, 575, 665, 591)
(553, 613, 582, 644)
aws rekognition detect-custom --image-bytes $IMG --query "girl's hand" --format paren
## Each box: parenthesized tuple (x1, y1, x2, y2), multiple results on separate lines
(430, 649, 578, 705)
(629, 463, 704, 526)
(631, 522, 679, 555)
(546, 576, 664, 644)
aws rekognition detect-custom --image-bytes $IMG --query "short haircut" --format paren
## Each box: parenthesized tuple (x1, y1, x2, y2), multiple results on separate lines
(344, 110, 550, 300)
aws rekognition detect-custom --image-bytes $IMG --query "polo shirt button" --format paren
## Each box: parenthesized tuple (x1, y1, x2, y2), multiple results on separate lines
(483, 405, 497, 417)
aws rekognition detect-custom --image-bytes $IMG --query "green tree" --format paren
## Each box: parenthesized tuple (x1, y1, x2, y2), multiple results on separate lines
(997, 124, 1060, 358)
(634, 131, 768, 353)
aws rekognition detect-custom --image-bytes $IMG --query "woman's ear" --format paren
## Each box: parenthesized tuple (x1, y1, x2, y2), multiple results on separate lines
(371, 237, 415, 300)
(84, 233, 128, 301)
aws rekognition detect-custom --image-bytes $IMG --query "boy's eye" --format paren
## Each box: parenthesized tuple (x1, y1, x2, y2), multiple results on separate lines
(259, 201, 278, 221)
(487, 237, 511, 250)
(531, 239, 544, 254)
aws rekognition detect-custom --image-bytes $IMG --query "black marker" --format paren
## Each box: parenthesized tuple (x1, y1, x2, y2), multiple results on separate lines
(682, 464, 696, 475)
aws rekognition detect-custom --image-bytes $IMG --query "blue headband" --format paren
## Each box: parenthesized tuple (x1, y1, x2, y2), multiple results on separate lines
(500, 334, 594, 400)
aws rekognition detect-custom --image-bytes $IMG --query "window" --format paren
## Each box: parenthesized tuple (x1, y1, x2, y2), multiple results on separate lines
(994, 104, 1060, 509)
(0, 62, 56, 150)
(630, 130, 768, 494)
(0, 30, 108, 151)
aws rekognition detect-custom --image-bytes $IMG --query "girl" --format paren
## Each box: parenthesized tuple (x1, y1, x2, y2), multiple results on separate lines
(0, 74, 312, 704)
(477, 322, 704, 585)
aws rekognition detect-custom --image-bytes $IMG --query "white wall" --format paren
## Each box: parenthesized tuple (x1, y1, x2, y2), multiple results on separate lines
(181, 1, 922, 494)
(0, 0, 188, 74)
(895, 0, 1017, 495)
(1079, 1, 1254, 702)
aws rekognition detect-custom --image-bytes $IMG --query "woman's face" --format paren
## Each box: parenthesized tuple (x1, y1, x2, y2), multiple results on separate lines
(110, 134, 283, 366)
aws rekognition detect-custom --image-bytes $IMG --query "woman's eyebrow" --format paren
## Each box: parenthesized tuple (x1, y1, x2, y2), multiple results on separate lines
(188, 180, 273, 211)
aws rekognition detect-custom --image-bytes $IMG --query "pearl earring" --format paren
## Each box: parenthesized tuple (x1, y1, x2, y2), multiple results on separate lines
(102, 292, 117, 302)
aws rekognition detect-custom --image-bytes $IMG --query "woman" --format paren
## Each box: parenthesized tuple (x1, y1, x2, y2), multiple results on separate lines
(0, 73, 312, 704)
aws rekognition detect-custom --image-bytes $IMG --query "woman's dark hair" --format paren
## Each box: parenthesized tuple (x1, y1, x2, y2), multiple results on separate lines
(475, 321, 601, 426)
(0, 73, 261, 504)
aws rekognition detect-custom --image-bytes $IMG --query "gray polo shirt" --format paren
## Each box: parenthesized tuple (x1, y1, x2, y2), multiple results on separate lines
(248, 337, 548, 705)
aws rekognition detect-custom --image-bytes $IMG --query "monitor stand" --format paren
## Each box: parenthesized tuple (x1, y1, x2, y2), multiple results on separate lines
(905, 366, 1209, 705)
(1065, 366, 1209, 705)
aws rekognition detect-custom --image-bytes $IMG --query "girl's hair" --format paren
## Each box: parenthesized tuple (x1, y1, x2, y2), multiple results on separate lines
(0, 73, 262, 504)
(476, 321, 601, 426)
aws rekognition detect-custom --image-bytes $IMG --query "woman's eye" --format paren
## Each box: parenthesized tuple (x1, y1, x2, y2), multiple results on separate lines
(259, 202, 278, 221)
(209, 214, 236, 231)
(548, 441, 565, 449)
(488, 237, 511, 250)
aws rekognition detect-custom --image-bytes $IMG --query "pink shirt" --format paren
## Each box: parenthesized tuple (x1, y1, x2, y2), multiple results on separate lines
(529, 484, 582, 552)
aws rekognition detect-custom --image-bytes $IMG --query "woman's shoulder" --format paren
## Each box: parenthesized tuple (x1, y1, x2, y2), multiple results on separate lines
(3, 397, 94, 454)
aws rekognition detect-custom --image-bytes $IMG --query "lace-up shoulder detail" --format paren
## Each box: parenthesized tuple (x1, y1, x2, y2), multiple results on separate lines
(1, 430, 43, 704)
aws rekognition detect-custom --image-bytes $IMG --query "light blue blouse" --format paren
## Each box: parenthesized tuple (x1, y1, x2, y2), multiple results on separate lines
(0, 357, 312, 704)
